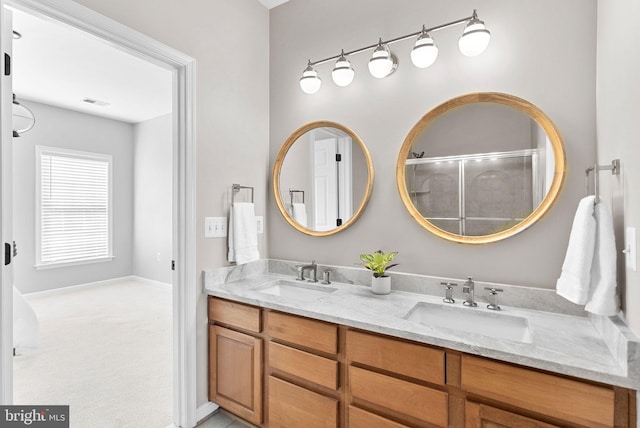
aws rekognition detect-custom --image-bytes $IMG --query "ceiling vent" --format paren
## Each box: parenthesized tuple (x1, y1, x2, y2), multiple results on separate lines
(82, 98, 110, 107)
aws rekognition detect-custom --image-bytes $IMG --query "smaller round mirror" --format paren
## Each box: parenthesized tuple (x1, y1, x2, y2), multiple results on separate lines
(274, 121, 374, 236)
(397, 92, 566, 244)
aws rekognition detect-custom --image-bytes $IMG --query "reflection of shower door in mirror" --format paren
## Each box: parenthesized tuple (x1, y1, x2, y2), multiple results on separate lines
(312, 135, 353, 231)
(410, 150, 536, 236)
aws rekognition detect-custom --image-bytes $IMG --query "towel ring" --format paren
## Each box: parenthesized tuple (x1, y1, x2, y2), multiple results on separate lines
(232, 183, 254, 204)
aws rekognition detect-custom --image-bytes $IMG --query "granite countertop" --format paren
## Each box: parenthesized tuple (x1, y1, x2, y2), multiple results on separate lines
(204, 271, 640, 390)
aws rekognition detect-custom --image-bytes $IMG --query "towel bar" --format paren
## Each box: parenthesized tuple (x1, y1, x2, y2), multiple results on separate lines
(289, 189, 305, 206)
(232, 183, 254, 204)
(585, 159, 619, 203)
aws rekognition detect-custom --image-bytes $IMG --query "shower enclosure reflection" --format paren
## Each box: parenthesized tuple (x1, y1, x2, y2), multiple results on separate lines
(398, 93, 563, 243)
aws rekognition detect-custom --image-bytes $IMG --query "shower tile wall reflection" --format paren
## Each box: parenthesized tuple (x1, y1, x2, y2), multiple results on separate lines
(408, 151, 536, 236)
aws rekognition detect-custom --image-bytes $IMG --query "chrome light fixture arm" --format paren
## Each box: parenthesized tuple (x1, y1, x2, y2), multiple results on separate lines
(306, 13, 475, 68)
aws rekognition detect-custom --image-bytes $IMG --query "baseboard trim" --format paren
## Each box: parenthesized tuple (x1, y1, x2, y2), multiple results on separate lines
(196, 402, 220, 425)
(131, 275, 172, 289)
(22, 275, 137, 297)
(21, 275, 173, 297)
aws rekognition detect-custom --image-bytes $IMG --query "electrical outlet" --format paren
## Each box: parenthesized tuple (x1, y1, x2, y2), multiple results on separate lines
(256, 216, 264, 234)
(205, 217, 227, 238)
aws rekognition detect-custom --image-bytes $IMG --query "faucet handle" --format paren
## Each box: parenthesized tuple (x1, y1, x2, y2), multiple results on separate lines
(484, 287, 503, 310)
(441, 282, 457, 303)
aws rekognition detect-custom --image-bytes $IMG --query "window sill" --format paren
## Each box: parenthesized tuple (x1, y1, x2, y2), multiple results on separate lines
(34, 256, 114, 270)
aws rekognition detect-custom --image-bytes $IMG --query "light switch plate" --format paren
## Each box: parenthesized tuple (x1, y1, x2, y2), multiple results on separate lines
(205, 217, 227, 238)
(256, 216, 264, 234)
(625, 227, 637, 272)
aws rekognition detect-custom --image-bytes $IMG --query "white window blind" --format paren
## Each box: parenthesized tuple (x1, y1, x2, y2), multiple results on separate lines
(36, 146, 113, 267)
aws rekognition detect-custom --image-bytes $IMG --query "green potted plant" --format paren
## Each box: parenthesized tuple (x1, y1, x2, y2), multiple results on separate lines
(359, 250, 398, 294)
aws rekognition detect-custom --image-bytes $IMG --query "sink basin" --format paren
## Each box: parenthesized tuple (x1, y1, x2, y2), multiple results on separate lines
(404, 302, 532, 343)
(256, 280, 337, 303)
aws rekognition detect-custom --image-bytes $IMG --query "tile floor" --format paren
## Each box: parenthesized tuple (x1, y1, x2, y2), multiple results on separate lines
(197, 410, 253, 428)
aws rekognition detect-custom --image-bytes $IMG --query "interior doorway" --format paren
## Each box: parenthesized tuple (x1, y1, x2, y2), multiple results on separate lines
(10, 6, 173, 426)
(0, 1, 198, 427)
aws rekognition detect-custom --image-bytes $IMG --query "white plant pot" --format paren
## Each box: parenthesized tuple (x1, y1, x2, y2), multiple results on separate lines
(371, 275, 391, 295)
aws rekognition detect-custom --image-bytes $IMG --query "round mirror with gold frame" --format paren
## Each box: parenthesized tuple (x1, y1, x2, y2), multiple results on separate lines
(274, 121, 374, 236)
(397, 92, 566, 244)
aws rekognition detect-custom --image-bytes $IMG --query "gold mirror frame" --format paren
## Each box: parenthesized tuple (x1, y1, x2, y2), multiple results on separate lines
(397, 92, 566, 244)
(274, 121, 375, 236)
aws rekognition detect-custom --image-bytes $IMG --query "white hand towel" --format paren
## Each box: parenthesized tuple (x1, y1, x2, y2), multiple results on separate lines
(291, 203, 307, 227)
(585, 202, 619, 316)
(228, 202, 259, 265)
(556, 196, 596, 304)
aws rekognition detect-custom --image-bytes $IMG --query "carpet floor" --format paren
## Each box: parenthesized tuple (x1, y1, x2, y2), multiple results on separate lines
(13, 279, 173, 428)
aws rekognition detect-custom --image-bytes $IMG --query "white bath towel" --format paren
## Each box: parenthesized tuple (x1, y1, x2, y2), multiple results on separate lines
(584, 202, 619, 315)
(291, 203, 307, 227)
(556, 196, 597, 304)
(13, 286, 39, 354)
(228, 202, 260, 265)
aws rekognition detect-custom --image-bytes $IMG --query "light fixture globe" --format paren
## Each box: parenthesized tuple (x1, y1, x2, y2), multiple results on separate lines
(411, 27, 438, 68)
(458, 10, 491, 57)
(299, 61, 322, 94)
(331, 50, 355, 87)
(368, 38, 397, 79)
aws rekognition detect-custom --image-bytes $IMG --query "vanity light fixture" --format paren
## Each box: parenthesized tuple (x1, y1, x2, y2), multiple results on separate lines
(331, 50, 355, 87)
(368, 39, 397, 79)
(411, 26, 438, 68)
(458, 9, 491, 57)
(299, 60, 322, 94)
(298, 9, 490, 94)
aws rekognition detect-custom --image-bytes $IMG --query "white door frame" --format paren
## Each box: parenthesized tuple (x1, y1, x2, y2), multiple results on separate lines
(0, 1, 198, 427)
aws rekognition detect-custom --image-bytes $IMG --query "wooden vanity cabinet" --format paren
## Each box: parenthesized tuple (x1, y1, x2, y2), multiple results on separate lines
(208, 298, 263, 425)
(346, 330, 448, 428)
(461, 355, 634, 428)
(266, 311, 340, 428)
(208, 297, 636, 428)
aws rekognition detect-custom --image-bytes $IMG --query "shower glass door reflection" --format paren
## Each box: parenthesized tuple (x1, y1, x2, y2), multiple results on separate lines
(409, 150, 536, 236)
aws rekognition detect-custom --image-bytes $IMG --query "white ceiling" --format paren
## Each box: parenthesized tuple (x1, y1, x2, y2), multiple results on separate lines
(11, 8, 172, 124)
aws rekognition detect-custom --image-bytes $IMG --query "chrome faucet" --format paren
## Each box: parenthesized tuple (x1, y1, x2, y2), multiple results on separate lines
(462, 277, 477, 307)
(485, 287, 504, 310)
(441, 282, 457, 303)
(296, 261, 318, 282)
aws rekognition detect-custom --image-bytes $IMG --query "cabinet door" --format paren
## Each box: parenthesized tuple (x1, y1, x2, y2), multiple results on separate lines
(209, 325, 262, 425)
(465, 401, 561, 428)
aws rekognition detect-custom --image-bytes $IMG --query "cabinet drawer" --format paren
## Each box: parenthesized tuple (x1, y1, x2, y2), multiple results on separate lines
(350, 366, 448, 427)
(269, 342, 338, 390)
(209, 298, 261, 333)
(267, 311, 337, 355)
(347, 330, 445, 385)
(348, 406, 410, 428)
(269, 376, 338, 428)
(461, 355, 615, 428)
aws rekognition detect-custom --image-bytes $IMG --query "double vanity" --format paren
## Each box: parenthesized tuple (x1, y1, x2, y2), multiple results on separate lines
(204, 260, 639, 428)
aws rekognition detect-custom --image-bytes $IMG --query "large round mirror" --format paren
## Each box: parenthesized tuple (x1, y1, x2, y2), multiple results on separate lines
(397, 92, 566, 244)
(274, 121, 374, 236)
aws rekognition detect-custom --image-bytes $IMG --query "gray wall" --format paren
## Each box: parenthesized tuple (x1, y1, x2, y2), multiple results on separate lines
(133, 114, 172, 285)
(12, 100, 134, 294)
(269, 0, 596, 290)
(73, 0, 270, 407)
(596, 0, 640, 335)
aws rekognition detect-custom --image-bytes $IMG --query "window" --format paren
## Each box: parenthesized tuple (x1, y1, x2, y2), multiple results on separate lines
(36, 146, 113, 268)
